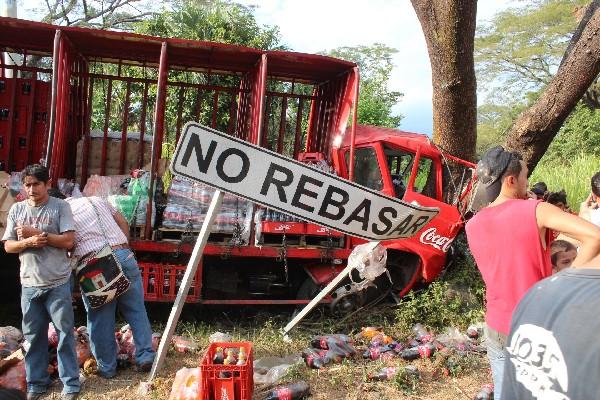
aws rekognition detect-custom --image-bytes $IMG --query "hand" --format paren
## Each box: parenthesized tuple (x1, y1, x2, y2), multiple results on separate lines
(27, 233, 48, 248)
(526, 190, 537, 200)
(17, 225, 41, 240)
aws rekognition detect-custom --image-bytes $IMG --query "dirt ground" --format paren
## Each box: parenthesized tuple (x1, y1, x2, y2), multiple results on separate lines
(1, 300, 491, 400)
(37, 349, 490, 400)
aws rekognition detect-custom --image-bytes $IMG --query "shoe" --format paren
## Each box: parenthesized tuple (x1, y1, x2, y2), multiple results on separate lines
(61, 393, 79, 400)
(98, 370, 116, 379)
(27, 393, 45, 400)
(135, 361, 152, 372)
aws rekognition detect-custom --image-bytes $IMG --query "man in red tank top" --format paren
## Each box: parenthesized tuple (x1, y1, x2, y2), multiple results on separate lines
(465, 146, 600, 399)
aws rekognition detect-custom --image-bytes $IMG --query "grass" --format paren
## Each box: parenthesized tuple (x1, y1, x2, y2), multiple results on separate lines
(530, 153, 600, 211)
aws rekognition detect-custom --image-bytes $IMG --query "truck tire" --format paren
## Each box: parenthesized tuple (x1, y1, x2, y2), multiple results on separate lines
(386, 253, 422, 298)
(291, 278, 325, 320)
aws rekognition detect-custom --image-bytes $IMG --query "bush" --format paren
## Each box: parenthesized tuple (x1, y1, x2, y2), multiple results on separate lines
(530, 153, 600, 211)
(394, 234, 485, 334)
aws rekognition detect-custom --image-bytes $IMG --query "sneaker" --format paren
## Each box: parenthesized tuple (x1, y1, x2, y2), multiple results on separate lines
(61, 393, 79, 400)
(26, 393, 45, 400)
(135, 361, 153, 372)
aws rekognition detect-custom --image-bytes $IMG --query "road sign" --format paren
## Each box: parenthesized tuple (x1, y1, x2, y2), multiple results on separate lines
(171, 123, 439, 241)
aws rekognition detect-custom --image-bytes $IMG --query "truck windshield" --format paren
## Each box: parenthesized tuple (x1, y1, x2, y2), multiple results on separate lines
(346, 147, 383, 190)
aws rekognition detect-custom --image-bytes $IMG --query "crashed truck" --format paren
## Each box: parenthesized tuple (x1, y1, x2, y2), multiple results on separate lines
(0, 17, 476, 314)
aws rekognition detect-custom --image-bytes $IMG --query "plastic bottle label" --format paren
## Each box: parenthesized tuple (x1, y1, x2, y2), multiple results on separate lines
(275, 388, 292, 400)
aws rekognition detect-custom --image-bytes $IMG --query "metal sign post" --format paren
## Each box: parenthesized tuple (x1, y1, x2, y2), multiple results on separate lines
(148, 190, 224, 380)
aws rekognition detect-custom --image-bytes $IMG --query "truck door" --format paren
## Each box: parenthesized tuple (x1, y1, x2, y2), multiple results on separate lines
(399, 147, 462, 280)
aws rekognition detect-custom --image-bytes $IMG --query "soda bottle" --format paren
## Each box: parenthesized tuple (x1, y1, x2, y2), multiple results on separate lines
(474, 384, 494, 400)
(310, 334, 353, 350)
(265, 381, 310, 400)
(467, 324, 482, 339)
(368, 366, 398, 381)
(400, 342, 436, 360)
(212, 347, 224, 364)
(225, 349, 236, 365)
(301, 348, 328, 369)
(363, 344, 394, 360)
(219, 358, 232, 378)
(412, 323, 432, 343)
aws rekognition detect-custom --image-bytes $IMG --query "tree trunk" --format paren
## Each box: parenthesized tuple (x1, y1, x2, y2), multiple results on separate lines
(505, 1, 600, 173)
(411, 0, 478, 163)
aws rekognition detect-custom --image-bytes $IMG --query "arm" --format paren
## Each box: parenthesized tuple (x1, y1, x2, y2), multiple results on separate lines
(16, 226, 74, 250)
(537, 202, 600, 267)
(4, 234, 48, 253)
(113, 211, 130, 243)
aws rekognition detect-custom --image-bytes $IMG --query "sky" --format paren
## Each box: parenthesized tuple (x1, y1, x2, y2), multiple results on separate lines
(12, 0, 516, 135)
(236, 0, 517, 135)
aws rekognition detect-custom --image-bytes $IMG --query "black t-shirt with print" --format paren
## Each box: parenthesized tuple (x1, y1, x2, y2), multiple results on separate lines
(502, 268, 600, 400)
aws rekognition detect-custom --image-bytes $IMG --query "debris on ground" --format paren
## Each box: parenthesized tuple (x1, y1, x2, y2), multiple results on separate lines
(168, 367, 201, 400)
(253, 354, 302, 385)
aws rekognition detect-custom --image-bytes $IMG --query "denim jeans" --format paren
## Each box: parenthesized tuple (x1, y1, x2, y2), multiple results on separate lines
(485, 324, 507, 400)
(21, 281, 80, 394)
(81, 249, 155, 377)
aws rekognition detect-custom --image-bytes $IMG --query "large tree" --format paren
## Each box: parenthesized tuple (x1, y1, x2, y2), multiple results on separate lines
(410, 0, 478, 163)
(504, 0, 600, 171)
(28, 0, 158, 29)
(475, 0, 588, 103)
(325, 44, 403, 128)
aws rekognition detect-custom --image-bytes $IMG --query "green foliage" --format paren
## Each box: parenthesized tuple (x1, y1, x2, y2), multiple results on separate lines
(324, 44, 403, 128)
(530, 153, 600, 211)
(544, 103, 600, 162)
(135, 0, 284, 50)
(476, 102, 527, 157)
(475, 0, 587, 102)
(394, 234, 485, 334)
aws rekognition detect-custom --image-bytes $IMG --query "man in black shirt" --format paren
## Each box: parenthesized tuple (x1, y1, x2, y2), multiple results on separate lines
(502, 254, 600, 400)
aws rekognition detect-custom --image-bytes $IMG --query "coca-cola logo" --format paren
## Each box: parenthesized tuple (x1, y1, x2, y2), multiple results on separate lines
(419, 227, 454, 252)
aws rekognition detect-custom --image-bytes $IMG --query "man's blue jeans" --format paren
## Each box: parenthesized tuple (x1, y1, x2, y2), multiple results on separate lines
(21, 281, 80, 394)
(81, 249, 155, 377)
(485, 324, 507, 400)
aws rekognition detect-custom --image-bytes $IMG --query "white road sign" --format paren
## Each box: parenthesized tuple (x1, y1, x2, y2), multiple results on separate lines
(170, 123, 439, 241)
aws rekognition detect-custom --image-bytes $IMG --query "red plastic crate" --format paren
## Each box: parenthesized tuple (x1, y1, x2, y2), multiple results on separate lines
(262, 221, 305, 234)
(138, 262, 159, 300)
(305, 223, 343, 237)
(200, 342, 253, 400)
(159, 264, 201, 302)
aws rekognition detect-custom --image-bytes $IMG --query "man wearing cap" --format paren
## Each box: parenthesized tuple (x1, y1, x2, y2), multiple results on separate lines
(465, 146, 600, 399)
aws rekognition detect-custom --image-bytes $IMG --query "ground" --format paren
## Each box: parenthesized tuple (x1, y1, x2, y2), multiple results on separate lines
(8, 303, 491, 400)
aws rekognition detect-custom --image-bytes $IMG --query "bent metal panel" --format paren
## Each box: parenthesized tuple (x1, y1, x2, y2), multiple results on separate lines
(170, 123, 439, 241)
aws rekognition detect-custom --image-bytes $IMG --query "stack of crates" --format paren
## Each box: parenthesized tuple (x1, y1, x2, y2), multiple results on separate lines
(200, 342, 253, 400)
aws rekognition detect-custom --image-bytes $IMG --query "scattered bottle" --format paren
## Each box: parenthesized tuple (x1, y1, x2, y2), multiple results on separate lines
(368, 366, 398, 381)
(412, 323, 432, 343)
(474, 384, 494, 400)
(265, 381, 310, 400)
(467, 324, 483, 339)
(400, 342, 437, 360)
(301, 348, 328, 369)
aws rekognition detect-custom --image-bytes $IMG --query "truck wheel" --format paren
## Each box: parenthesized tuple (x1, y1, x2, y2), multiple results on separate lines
(386, 254, 421, 298)
(291, 278, 325, 320)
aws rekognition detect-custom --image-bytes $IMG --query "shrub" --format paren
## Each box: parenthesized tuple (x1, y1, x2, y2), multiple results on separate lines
(394, 233, 485, 334)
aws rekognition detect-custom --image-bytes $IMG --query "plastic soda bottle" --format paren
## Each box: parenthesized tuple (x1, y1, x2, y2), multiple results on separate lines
(265, 381, 310, 400)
